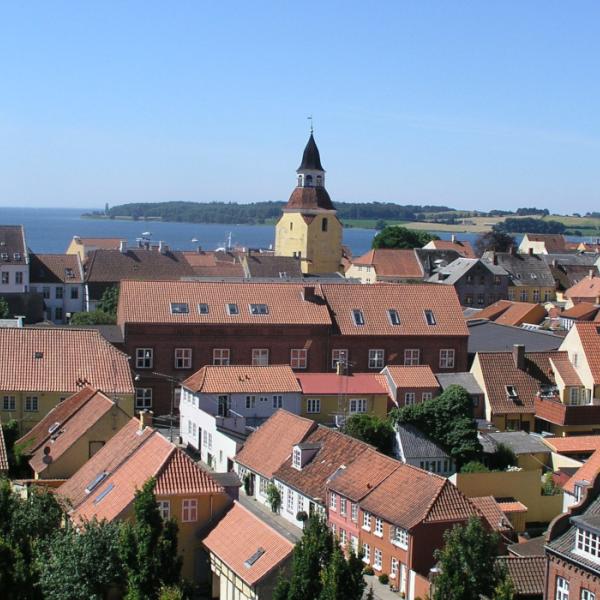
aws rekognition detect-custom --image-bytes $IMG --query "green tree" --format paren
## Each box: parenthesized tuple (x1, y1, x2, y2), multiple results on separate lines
(493, 573, 515, 600)
(343, 414, 395, 456)
(460, 461, 490, 473)
(2, 420, 32, 477)
(319, 545, 365, 600)
(266, 483, 282, 513)
(70, 310, 116, 325)
(97, 286, 119, 317)
(0, 297, 9, 318)
(120, 478, 182, 600)
(372, 225, 439, 249)
(474, 230, 516, 256)
(433, 517, 501, 600)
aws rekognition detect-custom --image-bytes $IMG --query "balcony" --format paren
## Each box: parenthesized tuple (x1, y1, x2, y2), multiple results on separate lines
(535, 396, 600, 426)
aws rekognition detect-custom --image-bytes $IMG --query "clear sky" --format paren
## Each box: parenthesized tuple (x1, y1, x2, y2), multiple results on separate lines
(1, 2, 600, 213)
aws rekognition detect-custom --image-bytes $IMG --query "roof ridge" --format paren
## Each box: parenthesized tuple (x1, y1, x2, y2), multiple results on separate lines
(234, 500, 294, 545)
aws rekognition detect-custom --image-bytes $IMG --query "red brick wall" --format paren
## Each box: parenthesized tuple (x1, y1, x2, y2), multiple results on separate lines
(547, 554, 600, 599)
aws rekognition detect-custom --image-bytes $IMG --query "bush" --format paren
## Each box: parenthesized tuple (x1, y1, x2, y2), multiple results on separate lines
(363, 565, 374, 576)
(378, 573, 389, 585)
(461, 461, 490, 473)
(266, 483, 282, 513)
(70, 310, 116, 325)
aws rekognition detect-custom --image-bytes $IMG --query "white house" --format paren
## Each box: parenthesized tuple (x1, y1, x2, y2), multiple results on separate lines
(0, 225, 29, 294)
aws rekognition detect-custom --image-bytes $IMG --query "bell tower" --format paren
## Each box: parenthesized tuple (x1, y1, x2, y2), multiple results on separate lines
(274, 133, 343, 274)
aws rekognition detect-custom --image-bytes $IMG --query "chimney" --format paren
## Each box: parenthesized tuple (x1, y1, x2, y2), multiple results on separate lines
(139, 409, 153, 430)
(451, 234, 456, 243)
(158, 241, 168, 254)
(590, 269, 595, 280)
(119, 240, 127, 254)
(513, 344, 525, 370)
(302, 286, 316, 301)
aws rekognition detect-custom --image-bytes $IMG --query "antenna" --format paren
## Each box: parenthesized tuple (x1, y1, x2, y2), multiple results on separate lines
(307, 115, 314, 134)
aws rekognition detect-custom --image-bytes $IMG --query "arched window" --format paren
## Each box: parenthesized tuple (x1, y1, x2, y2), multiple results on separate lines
(316, 175, 322, 186)
(322, 218, 328, 232)
(298, 175, 302, 187)
(305, 174, 313, 186)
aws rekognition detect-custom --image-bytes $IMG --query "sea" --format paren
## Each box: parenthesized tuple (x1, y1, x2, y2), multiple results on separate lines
(2, 206, 490, 256)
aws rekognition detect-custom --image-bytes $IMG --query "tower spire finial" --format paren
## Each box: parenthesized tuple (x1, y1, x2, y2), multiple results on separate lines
(307, 115, 314, 135)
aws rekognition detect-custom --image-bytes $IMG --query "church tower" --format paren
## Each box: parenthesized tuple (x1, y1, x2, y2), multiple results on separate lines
(274, 133, 343, 274)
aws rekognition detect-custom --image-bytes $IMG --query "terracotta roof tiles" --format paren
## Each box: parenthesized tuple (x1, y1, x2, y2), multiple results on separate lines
(543, 435, 600, 454)
(155, 449, 224, 496)
(426, 239, 476, 258)
(564, 448, 600, 494)
(470, 496, 513, 532)
(383, 365, 440, 388)
(351, 249, 424, 278)
(565, 276, 600, 300)
(496, 556, 546, 597)
(29, 253, 83, 284)
(284, 187, 335, 211)
(476, 300, 546, 327)
(574, 322, 600, 382)
(296, 372, 388, 395)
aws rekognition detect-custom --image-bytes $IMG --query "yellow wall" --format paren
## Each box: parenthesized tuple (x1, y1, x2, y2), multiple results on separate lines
(507, 285, 555, 303)
(516, 452, 550, 471)
(65, 238, 85, 261)
(300, 393, 389, 425)
(275, 211, 342, 274)
(490, 413, 536, 433)
(451, 469, 563, 524)
(1, 390, 134, 434)
(345, 264, 377, 284)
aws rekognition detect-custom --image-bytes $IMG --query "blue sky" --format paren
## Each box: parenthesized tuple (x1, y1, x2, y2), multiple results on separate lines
(1, 2, 600, 213)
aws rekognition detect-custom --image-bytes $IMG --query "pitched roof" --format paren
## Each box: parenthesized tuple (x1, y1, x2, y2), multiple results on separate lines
(70, 237, 126, 250)
(482, 252, 555, 287)
(475, 300, 546, 326)
(296, 372, 388, 395)
(183, 365, 301, 394)
(284, 187, 335, 211)
(564, 448, 600, 494)
(243, 254, 303, 279)
(435, 372, 483, 396)
(298, 133, 324, 171)
(273, 426, 371, 500)
(29, 254, 83, 284)
(467, 320, 562, 354)
(0, 420, 8, 471)
(0, 328, 133, 394)
(203, 502, 293, 587)
(560, 302, 600, 320)
(84, 248, 196, 283)
(470, 496, 513, 532)
(117, 280, 332, 326)
(543, 435, 600, 455)
(565, 275, 600, 300)
(351, 249, 424, 279)
(384, 365, 440, 388)
(322, 283, 468, 337)
(522, 234, 568, 253)
(508, 535, 546, 557)
(496, 556, 546, 597)
(573, 322, 600, 382)
(0, 225, 27, 264)
(155, 448, 224, 496)
(396, 424, 450, 460)
(181, 250, 245, 278)
(549, 353, 582, 386)
(429, 257, 507, 286)
(235, 410, 316, 478)
(425, 239, 476, 258)
(550, 263, 595, 292)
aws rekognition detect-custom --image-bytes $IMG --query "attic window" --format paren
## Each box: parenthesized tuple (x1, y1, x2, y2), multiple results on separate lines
(424, 310, 436, 326)
(48, 422, 60, 435)
(226, 303, 239, 315)
(197, 303, 209, 314)
(93, 483, 114, 505)
(85, 471, 108, 494)
(388, 309, 400, 326)
(530, 273, 538, 279)
(352, 309, 365, 326)
(34, 351, 44, 359)
(293, 447, 302, 470)
(0, 253, 8, 261)
(170, 302, 189, 314)
(65, 268, 74, 278)
(506, 385, 519, 399)
(244, 547, 266, 568)
(13, 253, 21, 261)
(249, 303, 269, 315)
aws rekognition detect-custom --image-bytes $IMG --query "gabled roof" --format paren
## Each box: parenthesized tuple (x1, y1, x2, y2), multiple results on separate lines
(475, 300, 546, 327)
(435, 372, 483, 396)
(549, 263, 595, 292)
(549, 353, 582, 386)
(181, 250, 245, 278)
(543, 435, 600, 455)
(0, 328, 133, 394)
(203, 502, 293, 587)
(183, 365, 301, 394)
(564, 448, 600, 494)
(424, 239, 476, 258)
(470, 496, 513, 533)
(118, 280, 332, 325)
(429, 257, 507, 286)
(565, 275, 600, 300)
(235, 410, 316, 479)
(560, 302, 599, 320)
(296, 372, 389, 395)
(482, 252, 555, 286)
(384, 365, 440, 389)
(243, 254, 303, 279)
(573, 322, 600, 382)
(29, 253, 83, 284)
(396, 423, 450, 461)
(496, 556, 545, 597)
(322, 283, 468, 337)
(350, 249, 424, 279)
(521, 233, 568, 253)
(0, 225, 27, 264)
(69, 237, 126, 250)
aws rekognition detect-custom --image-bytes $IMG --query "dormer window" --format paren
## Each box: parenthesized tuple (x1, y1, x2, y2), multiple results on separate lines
(249, 303, 269, 315)
(198, 303, 209, 314)
(424, 310, 436, 326)
(388, 309, 400, 326)
(293, 447, 301, 470)
(226, 303, 239, 315)
(170, 302, 189, 314)
(576, 527, 600, 560)
(506, 385, 519, 400)
(352, 309, 365, 326)
(13, 253, 21, 261)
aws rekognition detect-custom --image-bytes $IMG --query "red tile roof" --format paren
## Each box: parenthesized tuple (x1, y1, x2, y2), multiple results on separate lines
(564, 448, 600, 494)
(426, 239, 476, 259)
(235, 410, 316, 478)
(522, 234, 568, 253)
(183, 365, 301, 394)
(29, 254, 83, 283)
(560, 302, 600, 320)
(0, 420, 8, 471)
(203, 502, 293, 587)
(383, 365, 440, 388)
(496, 556, 546, 597)
(574, 322, 600, 382)
(565, 276, 600, 300)
(0, 328, 133, 394)
(549, 354, 582, 386)
(497, 500, 527, 514)
(118, 280, 332, 326)
(476, 300, 546, 326)
(71, 237, 126, 250)
(470, 496, 513, 532)
(0, 225, 27, 264)
(351, 249, 424, 278)
(181, 251, 245, 277)
(543, 435, 600, 454)
(296, 372, 388, 395)
(155, 449, 224, 496)
(321, 283, 468, 337)
(285, 186, 335, 211)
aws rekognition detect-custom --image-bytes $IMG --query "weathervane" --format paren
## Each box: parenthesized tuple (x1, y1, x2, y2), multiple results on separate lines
(307, 115, 314, 134)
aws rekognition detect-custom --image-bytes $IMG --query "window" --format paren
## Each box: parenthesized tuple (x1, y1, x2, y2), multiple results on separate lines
(439, 349, 455, 369)
(291, 349, 307, 369)
(70, 287, 79, 299)
(573, 352, 579, 368)
(174, 348, 192, 369)
(424, 309, 436, 325)
(404, 392, 416, 406)
(2, 396, 16, 411)
(135, 388, 153, 410)
(329, 492, 337, 510)
(391, 557, 399, 579)
(226, 303, 239, 315)
(363, 543, 370, 563)
(297, 494, 304, 513)
(213, 348, 230, 365)
(374, 517, 383, 537)
(555, 576, 569, 600)
(363, 512, 372, 530)
(322, 217, 328, 232)
(306, 398, 321, 414)
(340, 498, 347, 516)
(520, 289, 528, 302)
(218, 395, 230, 417)
(477, 293, 485, 306)
(249, 303, 269, 315)
(15, 271, 23, 285)
(287, 489, 295, 513)
(293, 448, 302, 469)
(25, 396, 39, 412)
(252, 348, 269, 366)
(54, 307, 63, 321)
(581, 590, 595, 600)
(465, 294, 473, 305)
(351, 535, 358, 554)
(42, 286, 50, 299)
(259, 477, 268, 496)
(349, 398, 367, 413)
(157, 500, 170, 520)
(351, 503, 358, 522)
(273, 395, 283, 409)
(422, 392, 432, 401)
(55, 286, 63, 299)
(136, 348, 153, 369)
(170, 302, 189, 314)
(533, 289, 540, 302)
(576, 527, 600, 559)
(388, 309, 400, 325)
(374, 548, 382, 570)
(245, 396, 256, 409)
(339, 528, 347, 546)
(494, 275, 502, 285)
(466, 274, 473, 283)
(1, 272, 8, 285)
(182, 499, 198, 522)
(332, 349, 348, 369)
(352, 309, 365, 326)
(391, 526, 409, 549)
(404, 348, 420, 366)
(197, 303, 209, 314)
(368, 349, 384, 369)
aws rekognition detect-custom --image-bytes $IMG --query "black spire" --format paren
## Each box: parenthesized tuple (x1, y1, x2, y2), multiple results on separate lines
(297, 133, 324, 172)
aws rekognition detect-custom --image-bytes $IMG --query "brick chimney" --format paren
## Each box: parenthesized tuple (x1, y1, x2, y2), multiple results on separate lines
(139, 409, 153, 430)
(513, 344, 525, 370)
(119, 240, 127, 254)
(590, 269, 595, 280)
(451, 234, 456, 243)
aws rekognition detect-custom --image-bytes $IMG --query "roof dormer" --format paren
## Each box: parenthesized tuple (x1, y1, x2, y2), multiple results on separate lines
(292, 442, 321, 470)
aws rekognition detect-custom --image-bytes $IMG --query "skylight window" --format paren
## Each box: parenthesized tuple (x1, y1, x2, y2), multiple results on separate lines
(85, 471, 108, 494)
(170, 302, 189, 314)
(352, 309, 365, 326)
(388, 309, 400, 326)
(244, 547, 266, 568)
(93, 483, 114, 505)
(48, 422, 60, 435)
(226, 303, 239, 315)
(424, 310, 436, 326)
(506, 385, 518, 399)
(197, 303, 209, 315)
(249, 303, 269, 315)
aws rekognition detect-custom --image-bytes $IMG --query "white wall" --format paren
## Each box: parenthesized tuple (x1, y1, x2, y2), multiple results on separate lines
(0, 264, 29, 293)
(29, 282, 84, 323)
(195, 391, 301, 420)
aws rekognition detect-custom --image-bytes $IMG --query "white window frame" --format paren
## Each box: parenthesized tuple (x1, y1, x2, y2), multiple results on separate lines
(212, 348, 230, 365)
(226, 303, 239, 315)
(581, 590, 595, 600)
(174, 347, 192, 369)
(373, 548, 383, 571)
(287, 488, 295, 513)
(439, 348, 455, 369)
(363, 543, 370, 563)
(293, 448, 301, 469)
(404, 348, 420, 366)
(352, 309, 365, 326)
(351, 503, 358, 523)
(362, 512, 372, 531)
(245, 395, 256, 409)
(135, 388, 153, 410)
(391, 557, 399, 579)
(368, 349, 384, 369)
(182, 498, 198, 522)
(306, 398, 321, 414)
(404, 392, 416, 406)
(273, 395, 283, 409)
(157, 499, 170, 520)
(291, 348, 307, 369)
(136, 347, 153, 369)
(340, 498, 347, 516)
(374, 517, 383, 537)
(391, 525, 409, 549)
(349, 398, 367, 413)
(556, 576, 569, 600)
(332, 349, 348, 369)
(252, 348, 269, 366)
(422, 392, 433, 401)
(329, 492, 337, 511)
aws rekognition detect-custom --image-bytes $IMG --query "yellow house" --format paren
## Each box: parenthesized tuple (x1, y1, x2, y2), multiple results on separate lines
(0, 327, 134, 433)
(16, 387, 131, 480)
(57, 415, 232, 582)
(296, 371, 390, 426)
(274, 133, 343, 274)
(66, 235, 126, 261)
